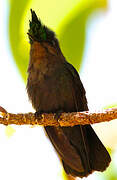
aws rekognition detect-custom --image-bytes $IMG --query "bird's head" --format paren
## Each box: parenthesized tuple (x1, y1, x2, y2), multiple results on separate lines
(28, 9, 59, 48)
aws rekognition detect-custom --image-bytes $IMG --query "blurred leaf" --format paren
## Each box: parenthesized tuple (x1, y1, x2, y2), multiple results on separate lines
(9, 0, 31, 82)
(57, 0, 108, 71)
(104, 104, 117, 109)
(5, 125, 16, 138)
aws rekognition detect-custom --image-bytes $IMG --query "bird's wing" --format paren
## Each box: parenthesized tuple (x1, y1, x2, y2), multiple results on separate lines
(62, 61, 111, 175)
(63, 61, 88, 111)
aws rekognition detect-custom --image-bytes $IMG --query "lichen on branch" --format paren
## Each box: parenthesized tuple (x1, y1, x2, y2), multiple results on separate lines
(0, 106, 117, 127)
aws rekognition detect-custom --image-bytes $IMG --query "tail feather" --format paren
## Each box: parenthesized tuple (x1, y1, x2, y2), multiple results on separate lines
(62, 160, 92, 178)
(85, 125, 111, 171)
(45, 125, 111, 177)
(45, 126, 84, 172)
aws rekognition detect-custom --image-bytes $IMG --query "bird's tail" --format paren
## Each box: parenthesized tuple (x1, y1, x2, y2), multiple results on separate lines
(45, 125, 111, 177)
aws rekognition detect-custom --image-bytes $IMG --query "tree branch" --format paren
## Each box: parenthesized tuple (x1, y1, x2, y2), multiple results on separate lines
(0, 106, 117, 126)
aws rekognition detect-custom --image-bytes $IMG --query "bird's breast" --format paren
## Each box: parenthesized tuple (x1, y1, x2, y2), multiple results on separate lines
(27, 62, 76, 113)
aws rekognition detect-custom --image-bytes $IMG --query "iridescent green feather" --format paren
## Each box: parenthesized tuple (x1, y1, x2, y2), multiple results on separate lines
(28, 9, 47, 43)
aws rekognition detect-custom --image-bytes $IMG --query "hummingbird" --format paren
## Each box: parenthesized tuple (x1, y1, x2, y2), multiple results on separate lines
(26, 10, 111, 178)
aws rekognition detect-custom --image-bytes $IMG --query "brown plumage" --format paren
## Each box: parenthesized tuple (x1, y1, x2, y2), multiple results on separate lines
(27, 10, 111, 178)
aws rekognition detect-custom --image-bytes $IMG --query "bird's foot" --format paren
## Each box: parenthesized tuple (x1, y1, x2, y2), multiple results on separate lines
(35, 111, 43, 120)
(54, 110, 63, 121)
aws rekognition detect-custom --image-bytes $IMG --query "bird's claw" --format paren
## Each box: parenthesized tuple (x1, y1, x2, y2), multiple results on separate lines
(54, 110, 63, 121)
(35, 111, 43, 120)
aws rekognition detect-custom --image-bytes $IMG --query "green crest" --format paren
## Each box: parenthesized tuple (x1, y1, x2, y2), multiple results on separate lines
(28, 9, 47, 43)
